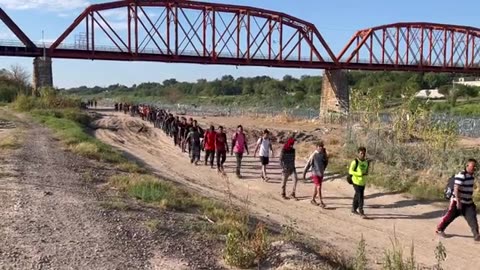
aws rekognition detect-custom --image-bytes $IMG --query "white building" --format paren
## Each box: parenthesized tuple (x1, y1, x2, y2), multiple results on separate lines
(414, 89, 445, 99)
(455, 77, 480, 87)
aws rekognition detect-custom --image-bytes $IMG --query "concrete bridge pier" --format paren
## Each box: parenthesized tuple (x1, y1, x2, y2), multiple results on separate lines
(33, 56, 53, 92)
(320, 69, 349, 119)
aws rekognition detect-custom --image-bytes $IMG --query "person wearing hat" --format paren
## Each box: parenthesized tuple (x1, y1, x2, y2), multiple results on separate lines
(280, 136, 298, 200)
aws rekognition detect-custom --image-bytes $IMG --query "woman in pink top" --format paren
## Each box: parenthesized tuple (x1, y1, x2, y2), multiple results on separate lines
(231, 125, 249, 178)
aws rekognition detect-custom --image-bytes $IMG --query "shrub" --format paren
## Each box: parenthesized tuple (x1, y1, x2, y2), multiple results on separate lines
(383, 236, 417, 270)
(354, 235, 367, 270)
(224, 223, 270, 269)
(13, 95, 38, 111)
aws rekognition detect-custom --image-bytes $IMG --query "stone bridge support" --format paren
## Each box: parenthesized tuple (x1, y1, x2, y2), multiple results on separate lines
(33, 57, 53, 92)
(320, 69, 349, 119)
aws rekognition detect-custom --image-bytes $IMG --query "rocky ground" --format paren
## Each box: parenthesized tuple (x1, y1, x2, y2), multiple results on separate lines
(0, 115, 224, 269)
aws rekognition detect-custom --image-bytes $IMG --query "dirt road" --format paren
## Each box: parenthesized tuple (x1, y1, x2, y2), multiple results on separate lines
(94, 111, 480, 269)
(0, 115, 224, 269)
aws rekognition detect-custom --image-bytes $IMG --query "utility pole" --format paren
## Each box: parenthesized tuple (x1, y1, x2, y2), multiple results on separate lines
(42, 30, 46, 60)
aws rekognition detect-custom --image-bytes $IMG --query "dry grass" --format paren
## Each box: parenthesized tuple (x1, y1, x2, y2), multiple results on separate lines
(0, 130, 23, 150)
(71, 142, 100, 159)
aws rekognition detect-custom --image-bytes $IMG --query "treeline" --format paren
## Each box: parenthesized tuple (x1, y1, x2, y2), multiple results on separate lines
(64, 71, 472, 102)
(0, 66, 32, 103)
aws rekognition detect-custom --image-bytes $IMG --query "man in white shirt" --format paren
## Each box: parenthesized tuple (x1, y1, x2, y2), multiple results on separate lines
(254, 129, 274, 182)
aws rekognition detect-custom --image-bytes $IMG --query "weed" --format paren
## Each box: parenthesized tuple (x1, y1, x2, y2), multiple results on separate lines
(0, 134, 20, 149)
(434, 241, 447, 270)
(117, 162, 145, 173)
(281, 218, 299, 242)
(82, 169, 95, 183)
(383, 232, 418, 270)
(354, 235, 367, 270)
(72, 142, 100, 159)
(100, 200, 130, 211)
(144, 219, 161, 232)
(224, 223, 270, 269)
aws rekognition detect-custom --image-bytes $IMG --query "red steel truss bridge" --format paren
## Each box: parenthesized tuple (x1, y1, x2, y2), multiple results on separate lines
(1, 0, 480, 73)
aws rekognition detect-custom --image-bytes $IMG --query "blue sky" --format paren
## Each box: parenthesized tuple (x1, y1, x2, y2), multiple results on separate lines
(0, 0, 478, 88)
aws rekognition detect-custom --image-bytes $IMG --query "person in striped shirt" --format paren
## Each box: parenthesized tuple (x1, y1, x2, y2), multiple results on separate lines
(436, 159, 480, 241)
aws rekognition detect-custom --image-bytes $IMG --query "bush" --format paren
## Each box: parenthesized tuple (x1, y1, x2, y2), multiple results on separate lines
(383, 235, 417, 270)
(13, 95, 38, 111)
(72, 142, 100, 159)
(224, 223, 270, 269)
(354, 235, 367, 270)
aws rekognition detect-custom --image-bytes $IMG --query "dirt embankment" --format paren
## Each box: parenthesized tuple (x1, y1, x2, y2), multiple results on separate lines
(93, 111, 480, 270)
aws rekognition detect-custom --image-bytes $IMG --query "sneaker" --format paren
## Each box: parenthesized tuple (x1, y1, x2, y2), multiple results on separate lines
(351, 210, 360, 215)
(474, 235, 480, 242)
(281, 194, 290, 200)
(311, 200, 319, 206)
(436, 230, 447, 238)
(290, 193, 299, 201)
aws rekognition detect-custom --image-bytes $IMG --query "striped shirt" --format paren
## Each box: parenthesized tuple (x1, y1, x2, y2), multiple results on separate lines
(454, 171, 475, 204)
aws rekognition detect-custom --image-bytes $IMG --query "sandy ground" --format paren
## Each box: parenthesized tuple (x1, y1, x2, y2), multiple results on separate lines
(93, 110, 480, 270)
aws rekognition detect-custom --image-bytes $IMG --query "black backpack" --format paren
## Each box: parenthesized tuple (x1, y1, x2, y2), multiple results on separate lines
(346, 159, 359, 185)
(444, 172, 465, 200)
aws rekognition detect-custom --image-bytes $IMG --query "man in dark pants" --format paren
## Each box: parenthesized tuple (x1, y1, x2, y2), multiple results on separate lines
(437, 159, 480, 241)
(231, 125, 248, 178)
(349, 147, 369, 218)
(215, 126, 229, 173)
(203, 125, 216, 168)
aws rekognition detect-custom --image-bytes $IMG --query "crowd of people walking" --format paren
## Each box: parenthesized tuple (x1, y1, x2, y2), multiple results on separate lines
(111, 102, 480, 240)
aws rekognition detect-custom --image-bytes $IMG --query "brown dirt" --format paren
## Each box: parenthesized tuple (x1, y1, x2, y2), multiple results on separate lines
(0, 112, 225, 269)
(93, 111, 480, 270)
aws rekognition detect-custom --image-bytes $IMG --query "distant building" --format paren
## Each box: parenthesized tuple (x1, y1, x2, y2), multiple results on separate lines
(455, 77, 480, 87)
(414, 89, 445, 99)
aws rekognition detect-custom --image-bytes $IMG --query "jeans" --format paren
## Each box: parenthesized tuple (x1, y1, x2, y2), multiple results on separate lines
(235, 152, 243, 176)
(216, 151, 226, 168)
(281, 169, 298, 196)
(205, 150, 215, 166)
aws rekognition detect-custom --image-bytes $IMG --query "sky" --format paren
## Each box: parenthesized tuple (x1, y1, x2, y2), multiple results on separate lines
(0, 0, 479, 88)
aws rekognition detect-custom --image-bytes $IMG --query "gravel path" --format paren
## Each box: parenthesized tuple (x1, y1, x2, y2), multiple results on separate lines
(0, 118, 224, 270)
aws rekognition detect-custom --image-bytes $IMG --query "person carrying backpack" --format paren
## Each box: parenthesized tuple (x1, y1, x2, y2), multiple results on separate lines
(349, 147, 370, 218)
(436, 159, 480, 241)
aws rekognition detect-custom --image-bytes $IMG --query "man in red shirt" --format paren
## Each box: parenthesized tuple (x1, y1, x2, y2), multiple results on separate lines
(203, 125, 216, 168)
(215, 126, 229, 173)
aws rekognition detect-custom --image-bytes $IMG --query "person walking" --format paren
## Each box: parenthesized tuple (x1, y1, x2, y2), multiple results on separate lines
(204, 125, 216, 168)
(436, 158, 480, 241)
(231, 125, 249, 178)
(215, 126, 229, 174)
(303, 141, 329, 208)
(186, 127, 202, 165)
(349, 147, 370, 218)
(254, 129, 274, 181)
(280, 137, 298, 200)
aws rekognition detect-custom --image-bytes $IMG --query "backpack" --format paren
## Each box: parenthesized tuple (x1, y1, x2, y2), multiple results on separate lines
(444, 172, 465, 200)
(346, 159, 359, 185)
